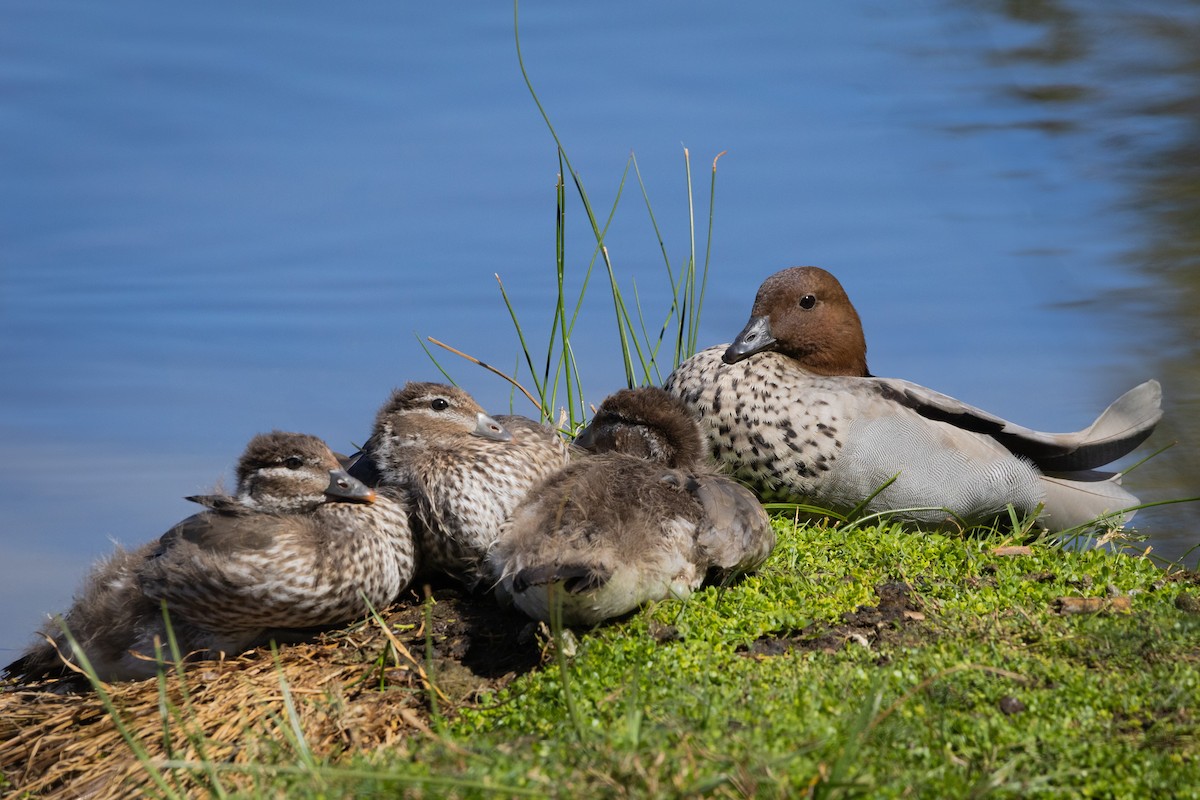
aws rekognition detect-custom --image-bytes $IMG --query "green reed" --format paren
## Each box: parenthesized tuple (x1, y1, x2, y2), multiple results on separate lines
(424, 1, 723, 432)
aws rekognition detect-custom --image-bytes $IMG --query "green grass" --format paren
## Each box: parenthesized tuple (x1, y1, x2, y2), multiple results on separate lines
(259, 516, 1200, 798)
(28, 517, 1198, 798)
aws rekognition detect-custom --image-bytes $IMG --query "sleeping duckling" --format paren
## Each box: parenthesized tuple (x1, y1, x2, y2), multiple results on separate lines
(490, 387, 774, 625)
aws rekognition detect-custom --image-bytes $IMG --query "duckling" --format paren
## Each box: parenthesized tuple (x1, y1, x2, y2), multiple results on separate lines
(489, 387, 774, 626)
(572, 386, 705, 468)
(664, 266, 1163, 531)
(350, 382, 570, 583)
(6, 431, 414, 684)
(140, 431, 415, 637)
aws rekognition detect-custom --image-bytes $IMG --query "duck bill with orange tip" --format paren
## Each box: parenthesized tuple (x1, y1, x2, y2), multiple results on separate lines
(324, 468, 376, 503)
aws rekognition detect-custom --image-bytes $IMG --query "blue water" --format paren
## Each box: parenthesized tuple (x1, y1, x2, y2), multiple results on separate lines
(3, 0, 1198, 658)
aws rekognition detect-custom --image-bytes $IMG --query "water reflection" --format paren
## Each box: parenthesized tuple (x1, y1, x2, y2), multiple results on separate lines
(1124, 9, 1200, 561)
(966, 0, 1200, 561)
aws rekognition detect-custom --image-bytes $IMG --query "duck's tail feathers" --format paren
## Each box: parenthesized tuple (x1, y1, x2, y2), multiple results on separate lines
(3, 630, 76, 686)
(1039, 471, 1140, 531)
(1034, 380, 1163, 472)
(686, 475, 776, 572)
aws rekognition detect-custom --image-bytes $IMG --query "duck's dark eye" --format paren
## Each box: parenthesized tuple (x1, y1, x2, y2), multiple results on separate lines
(799, 294, 817, 310)
(284, 456, 304, 469)
(431, 398, 450, 411)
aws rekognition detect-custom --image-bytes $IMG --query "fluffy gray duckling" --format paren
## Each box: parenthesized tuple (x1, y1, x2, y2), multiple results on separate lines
(489, 387, 774, 626)
(664, 266, 1163, 531)
(6, 431, 414, 685)
(349, 381, 570, 583)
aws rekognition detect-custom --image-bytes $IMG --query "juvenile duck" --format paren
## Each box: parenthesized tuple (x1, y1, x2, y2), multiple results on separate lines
(572, 386, 706, 468)
(140, 431, 415, 637)
(664, 266, 1163, 532)
(489, 387, 774, 626)
(350, 382, 570, 583)
(6, 432, 415, 684)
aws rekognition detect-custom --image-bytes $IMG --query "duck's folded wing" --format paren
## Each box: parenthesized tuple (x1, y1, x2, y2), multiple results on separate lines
(140, 513, 309, 626)
(343, 447, 382, 485)
(153, 510, 276, 555)
(687, 475, 775, 573)
(874, 378, 1162, 472)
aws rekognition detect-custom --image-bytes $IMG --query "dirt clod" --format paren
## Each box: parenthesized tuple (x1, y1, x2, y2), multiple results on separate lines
(743, 582, 926, 657)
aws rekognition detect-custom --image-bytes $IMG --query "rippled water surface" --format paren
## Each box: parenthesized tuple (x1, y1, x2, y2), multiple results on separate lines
(3, 0, 1199, 657)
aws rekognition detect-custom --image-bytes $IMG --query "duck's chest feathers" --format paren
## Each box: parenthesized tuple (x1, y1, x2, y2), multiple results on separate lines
(668, 348, 843, 500)
(311, 496, 415, 602)
(402, 448, 543, 572)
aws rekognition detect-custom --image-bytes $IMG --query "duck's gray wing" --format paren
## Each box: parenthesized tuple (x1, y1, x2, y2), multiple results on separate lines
(873, 378, 1162, 472)
(686, 475, 775, 574)
(185, 494, 239, 511)
(153, 509, 275, 556)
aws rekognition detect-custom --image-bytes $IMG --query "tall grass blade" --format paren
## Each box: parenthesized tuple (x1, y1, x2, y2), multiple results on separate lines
(427, 336, 543, 414)
(415, 333, 459, 385)
(495, 272, 546, 402)
(423, 590, 447, 735)
(815, 679, 883, 798)
(406, 1, 724, 430)
(155, 604, 229, 798)
(683, 147, 698, 359)
(270, 647, 319, 774)
(548, 584, 586, 742)
(693, 150, 726, 356)
(844, 473, 901, 522)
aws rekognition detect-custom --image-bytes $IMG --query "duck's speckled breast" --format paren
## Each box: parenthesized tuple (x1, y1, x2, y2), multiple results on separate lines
(665, 345, 844, 503)
(410, 418, 570, 575)
(665, 346, 1047, 524)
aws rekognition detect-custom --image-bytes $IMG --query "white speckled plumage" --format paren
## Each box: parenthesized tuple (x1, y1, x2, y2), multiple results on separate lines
(489, 387, 774, 625)
(664, 266, 1162, 531)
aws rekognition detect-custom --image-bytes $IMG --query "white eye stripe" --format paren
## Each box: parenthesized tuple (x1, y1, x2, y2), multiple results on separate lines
(256, 465, 315, 479)
(396, 406, 477, 423)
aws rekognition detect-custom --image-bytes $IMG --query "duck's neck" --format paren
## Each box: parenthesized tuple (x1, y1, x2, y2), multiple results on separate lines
(802, 352, 872, 378)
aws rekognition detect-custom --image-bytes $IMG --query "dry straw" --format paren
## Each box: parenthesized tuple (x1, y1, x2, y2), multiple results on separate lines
(1, 589, 536, 798)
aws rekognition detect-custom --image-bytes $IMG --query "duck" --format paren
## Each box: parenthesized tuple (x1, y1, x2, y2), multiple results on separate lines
(571, 386, 707, 468)
(488, 387, 775, 626)
(6, 431, 415, 685)
(349, 381, 570, 583)
(140, 431, 415, 640)
(663, 266, 1162, 532)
